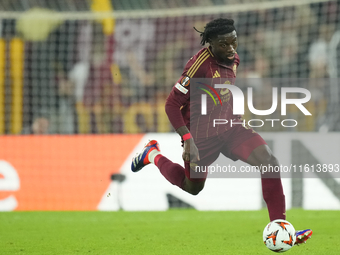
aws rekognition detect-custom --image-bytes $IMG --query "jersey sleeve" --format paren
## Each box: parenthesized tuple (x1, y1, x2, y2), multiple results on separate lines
(165, 75, 191, 130)
(165, 49, 209, 130)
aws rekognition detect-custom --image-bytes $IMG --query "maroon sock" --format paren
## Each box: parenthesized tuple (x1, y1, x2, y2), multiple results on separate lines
(261, 178, 286, 221)
(154, 155, 185, 189)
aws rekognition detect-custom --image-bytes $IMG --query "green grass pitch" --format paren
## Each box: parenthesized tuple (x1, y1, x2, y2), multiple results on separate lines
(0, 209, 338, 255)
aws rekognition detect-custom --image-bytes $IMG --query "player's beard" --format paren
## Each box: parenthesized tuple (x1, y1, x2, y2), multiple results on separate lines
(223, 56, 235, 66)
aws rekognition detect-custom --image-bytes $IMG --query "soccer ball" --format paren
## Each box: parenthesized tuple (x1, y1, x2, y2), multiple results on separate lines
(263, 219, 296, 253)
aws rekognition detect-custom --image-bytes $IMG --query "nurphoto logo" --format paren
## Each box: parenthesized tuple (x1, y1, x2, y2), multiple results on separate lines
(200, 84, 312, 128)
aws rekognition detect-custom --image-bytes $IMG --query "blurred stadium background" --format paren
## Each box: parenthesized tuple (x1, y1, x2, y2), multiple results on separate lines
(0, 0, 339, 212)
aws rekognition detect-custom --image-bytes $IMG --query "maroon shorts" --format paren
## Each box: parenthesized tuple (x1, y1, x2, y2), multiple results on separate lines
(184, 125, 266, 182)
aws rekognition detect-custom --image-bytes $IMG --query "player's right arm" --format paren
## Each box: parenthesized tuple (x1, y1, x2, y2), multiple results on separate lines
(165, 77, 200, 163)
(176, 126, 200, 162)
(165, 49, 210, 163)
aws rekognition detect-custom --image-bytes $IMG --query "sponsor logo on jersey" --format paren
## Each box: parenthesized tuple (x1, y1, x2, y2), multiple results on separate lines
(175, 83, 188, 94)
(213, 70, 221, 78)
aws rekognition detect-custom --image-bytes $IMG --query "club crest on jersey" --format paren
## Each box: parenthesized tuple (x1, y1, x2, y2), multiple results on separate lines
(220, 80, 231, 95)
(180, 76, 190, 87)
(233, 64, 237, 76)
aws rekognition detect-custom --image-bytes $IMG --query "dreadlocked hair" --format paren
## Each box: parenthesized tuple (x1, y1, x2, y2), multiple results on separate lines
(194, 18, 236, 46)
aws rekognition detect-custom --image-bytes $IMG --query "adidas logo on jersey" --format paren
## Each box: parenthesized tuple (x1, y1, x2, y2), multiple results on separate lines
(213, 70, 221, 78)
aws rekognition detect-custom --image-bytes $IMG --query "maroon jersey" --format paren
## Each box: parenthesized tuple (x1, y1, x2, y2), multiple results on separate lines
(165, 46, 240, 139)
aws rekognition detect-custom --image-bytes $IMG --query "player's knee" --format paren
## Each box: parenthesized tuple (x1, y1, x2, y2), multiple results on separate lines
(184, 179, 205, 195)
(188, 188, 203, 196)
(269, 154, 279, 166)
(257, 146, 279, 166)
(188, 186, 203, 195)
(265, 151, 279, 166)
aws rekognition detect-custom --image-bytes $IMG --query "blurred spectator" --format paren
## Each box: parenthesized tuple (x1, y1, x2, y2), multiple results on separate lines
(31, 117, 50, 134)
(308, 23, 335, 78)
(22, 113, 50, 135)
(21, 15, 78, 134)
(113, 19, 156, 132)
(76, 22, 122, 133)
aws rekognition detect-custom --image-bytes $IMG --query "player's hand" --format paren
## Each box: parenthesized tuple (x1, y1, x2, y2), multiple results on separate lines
(183, 138, 200, 163)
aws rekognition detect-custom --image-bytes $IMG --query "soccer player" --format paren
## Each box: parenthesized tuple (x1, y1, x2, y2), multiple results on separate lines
(131, 18, 312, 245)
